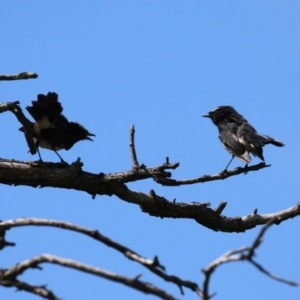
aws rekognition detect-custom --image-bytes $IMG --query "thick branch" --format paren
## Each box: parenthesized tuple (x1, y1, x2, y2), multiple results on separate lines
(0, 103, 269, 185)
(0, 159, 299, 232)
(0, 105, 294, 232)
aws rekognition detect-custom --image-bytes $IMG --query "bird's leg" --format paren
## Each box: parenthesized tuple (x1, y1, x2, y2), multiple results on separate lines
(224, 155, 234, 171)
(54, 150, 66, 164)
(35, 141, 43, 162)
(37, 148, 43, 161)
(220, 155, 234, 176)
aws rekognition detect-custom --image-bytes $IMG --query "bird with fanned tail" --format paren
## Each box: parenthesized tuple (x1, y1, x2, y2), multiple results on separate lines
(19, 92, 95, 162)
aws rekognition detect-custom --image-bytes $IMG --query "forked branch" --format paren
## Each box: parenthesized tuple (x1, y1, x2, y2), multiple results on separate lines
(202, 221, 297, 299)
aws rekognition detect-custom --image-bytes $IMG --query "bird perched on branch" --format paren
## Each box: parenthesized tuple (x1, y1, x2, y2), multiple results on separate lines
(19, 92, 95, 162)
(203, 106, 284, 170)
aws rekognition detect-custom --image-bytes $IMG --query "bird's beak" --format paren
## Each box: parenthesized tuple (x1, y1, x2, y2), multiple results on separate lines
(202, 114, 210, 118)
(86, 132, 96, 141)
(19, 126, 25, 132)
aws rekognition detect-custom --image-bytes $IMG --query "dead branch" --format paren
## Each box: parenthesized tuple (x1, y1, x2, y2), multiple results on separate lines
(0, 218, 296, 300)
(0, 102, 296, 233)
(0, 218, 201, 295)
(0, 158, 299, 232)
(0, 72, 38, 81)
(3, 254, 179, 300)
(201, 221, 297, 299)
(0, 278, 60, 300)
(129, 124, 140, 168)
(0, 101, 36, 154)
(0, 217, 202, 296)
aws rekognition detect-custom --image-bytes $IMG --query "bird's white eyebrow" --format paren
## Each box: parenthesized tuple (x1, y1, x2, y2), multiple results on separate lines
(211, 107, 220, 112)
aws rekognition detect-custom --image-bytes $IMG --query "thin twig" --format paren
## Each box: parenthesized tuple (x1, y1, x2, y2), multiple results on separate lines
(202, 221, 297, 299)
(153, 163, 270, 186)
(249, 259, 297, 286)
(129, 125, 139, 168)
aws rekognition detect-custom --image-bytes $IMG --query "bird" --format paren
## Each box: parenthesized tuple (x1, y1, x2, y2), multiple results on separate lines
(19, 92, 95, 162)
(203, 106, 284, 170)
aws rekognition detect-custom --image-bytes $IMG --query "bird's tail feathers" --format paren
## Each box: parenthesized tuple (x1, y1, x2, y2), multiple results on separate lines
(261, 135, 284, 147)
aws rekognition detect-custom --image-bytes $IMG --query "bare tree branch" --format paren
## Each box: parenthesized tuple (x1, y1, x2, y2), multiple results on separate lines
(0, 278, 60, 300)
(0, 72, 295, 300)
(1, 218, 296, 300)
(0, 72, 38, 81)
(0, 101, 268, 184)
(0, 217, 202, 297)
(201, 221, 298, 299)
(152, 162, 270, 186)
(0, 158, 299, 232)
(0, 102, 297, 233)
(3, 254, 179, 300)
(246, 222, 298, 286)
(0, 101, 36, 154)
(129, 124, 140, 168)
(0, 226, 15, 250)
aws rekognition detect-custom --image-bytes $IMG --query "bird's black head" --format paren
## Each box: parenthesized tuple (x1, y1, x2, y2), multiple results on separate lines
(203, 106, 246, 125)
(70, 122, 96, 142)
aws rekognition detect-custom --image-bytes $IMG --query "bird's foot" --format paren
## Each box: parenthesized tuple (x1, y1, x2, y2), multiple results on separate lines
(220, 168, 228, 177)
(60, 159, 69, 166)
(244, 163, 249, 175)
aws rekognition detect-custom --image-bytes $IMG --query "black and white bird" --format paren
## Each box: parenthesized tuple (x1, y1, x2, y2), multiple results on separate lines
(19, 92, 95, 162)
(203, 106, 284, 170)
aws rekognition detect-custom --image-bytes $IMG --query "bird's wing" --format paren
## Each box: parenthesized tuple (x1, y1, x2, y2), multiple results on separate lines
(219, 131, 246, 155)
(52, 114, 70, 129)
(217, 122, 245, 155)
(238, 123, 271, 147)
(38, 127, 67, 149)
(219, 133, 250, 163)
